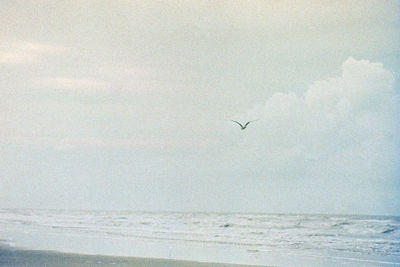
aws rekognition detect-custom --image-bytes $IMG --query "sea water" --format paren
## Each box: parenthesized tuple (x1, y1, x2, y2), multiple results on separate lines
(0, 209, 399, 266)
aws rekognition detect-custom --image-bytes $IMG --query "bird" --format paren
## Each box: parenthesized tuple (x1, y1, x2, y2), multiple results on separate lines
(231, 120, 256, 130)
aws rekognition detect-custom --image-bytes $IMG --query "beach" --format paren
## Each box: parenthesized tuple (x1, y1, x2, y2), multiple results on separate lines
(0, 247, 264, 267)
(1, 209, 399, 267)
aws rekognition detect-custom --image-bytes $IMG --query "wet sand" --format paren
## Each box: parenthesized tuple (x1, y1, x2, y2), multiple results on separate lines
(0, 247, 267, 267)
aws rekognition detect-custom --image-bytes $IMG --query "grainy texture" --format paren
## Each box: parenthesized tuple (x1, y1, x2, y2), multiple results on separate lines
(0, 248, 267, 267)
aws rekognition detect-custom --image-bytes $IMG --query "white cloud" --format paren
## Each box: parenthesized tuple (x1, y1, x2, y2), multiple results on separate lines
(0, 41, 68, 64)
(242, 57, 398, 157)
(224, 57, 399, 213)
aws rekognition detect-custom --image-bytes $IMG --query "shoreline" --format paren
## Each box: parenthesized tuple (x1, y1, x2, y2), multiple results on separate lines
(0, 246, 268, 267)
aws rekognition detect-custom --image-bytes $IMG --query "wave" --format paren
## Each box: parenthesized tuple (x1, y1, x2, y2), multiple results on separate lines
(1, 209, 399, 258)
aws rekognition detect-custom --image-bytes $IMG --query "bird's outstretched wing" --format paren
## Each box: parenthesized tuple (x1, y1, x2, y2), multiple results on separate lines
(244, 120, 257, 127)
(231, 120, 244, 128)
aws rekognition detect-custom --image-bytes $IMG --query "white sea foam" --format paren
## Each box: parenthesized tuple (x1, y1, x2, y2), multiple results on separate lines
(0, 209, 399, 266)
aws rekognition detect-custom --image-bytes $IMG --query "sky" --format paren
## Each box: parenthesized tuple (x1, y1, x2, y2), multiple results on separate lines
(0, 0, 399, 215)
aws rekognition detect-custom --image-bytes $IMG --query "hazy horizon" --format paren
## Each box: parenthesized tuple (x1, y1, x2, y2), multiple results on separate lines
(1, 0, 399, 216)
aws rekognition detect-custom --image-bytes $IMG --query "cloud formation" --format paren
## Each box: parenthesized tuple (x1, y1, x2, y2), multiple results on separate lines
(0, 42, 68, 64)
(244, 57, 398, 159)
(227, 58, 399, 214)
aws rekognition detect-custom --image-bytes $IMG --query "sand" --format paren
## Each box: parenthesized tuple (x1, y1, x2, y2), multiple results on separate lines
(0, 247, 267, 267)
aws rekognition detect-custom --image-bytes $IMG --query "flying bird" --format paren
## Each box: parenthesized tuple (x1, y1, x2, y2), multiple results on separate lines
(231, 120, 256, 130)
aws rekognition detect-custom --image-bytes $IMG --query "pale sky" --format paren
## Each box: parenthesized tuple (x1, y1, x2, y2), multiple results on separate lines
(1, 0, 399, 215)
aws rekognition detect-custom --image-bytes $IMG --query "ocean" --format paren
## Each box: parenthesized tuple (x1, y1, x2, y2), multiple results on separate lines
(0, 209, 399, 266)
